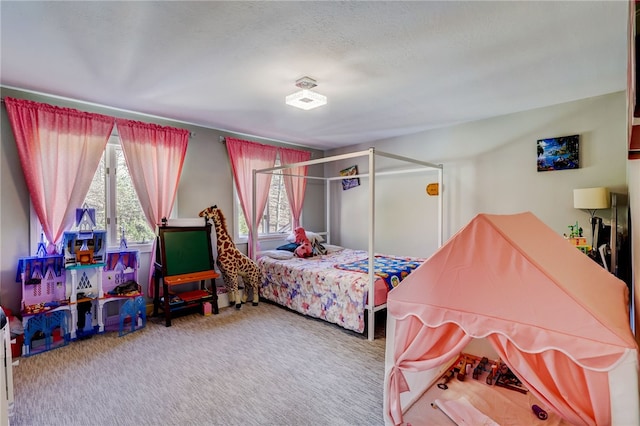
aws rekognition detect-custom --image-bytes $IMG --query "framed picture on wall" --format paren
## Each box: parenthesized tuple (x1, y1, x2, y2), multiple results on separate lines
(340, 165, 360, 190)
(536, 134, 579, 172)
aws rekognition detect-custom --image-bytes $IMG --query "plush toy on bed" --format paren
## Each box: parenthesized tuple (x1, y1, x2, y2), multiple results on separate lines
(293, 227, 313, 258)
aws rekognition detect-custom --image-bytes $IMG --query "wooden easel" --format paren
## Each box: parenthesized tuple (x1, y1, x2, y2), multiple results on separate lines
(153, 224, 220, 326)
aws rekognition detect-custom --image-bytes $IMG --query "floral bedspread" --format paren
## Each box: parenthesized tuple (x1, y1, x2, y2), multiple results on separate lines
(258, 249, 376, 333)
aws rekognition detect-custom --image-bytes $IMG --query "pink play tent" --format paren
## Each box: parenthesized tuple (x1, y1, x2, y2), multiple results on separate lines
(383, 212, 638, 426)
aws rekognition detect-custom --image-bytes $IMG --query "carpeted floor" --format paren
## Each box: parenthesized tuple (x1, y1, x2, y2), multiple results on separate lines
(9, 301, 387, 426)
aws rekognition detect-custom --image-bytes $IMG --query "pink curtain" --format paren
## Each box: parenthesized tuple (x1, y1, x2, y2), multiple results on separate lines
(387, 317, 471, 425)
(115, 118, 189, 297)
(387, 316, 609, 426)
(4, 97, 114, 253)
(225, 138, 277, 259)
(279, 147, 311, 229)
(487, 334, 607, 426)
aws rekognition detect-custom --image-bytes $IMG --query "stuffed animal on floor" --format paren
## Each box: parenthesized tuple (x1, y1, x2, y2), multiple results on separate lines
(293, 227, 313, 258)
(198, 205, 260, 309)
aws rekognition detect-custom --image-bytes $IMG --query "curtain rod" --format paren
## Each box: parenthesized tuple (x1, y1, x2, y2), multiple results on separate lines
(1, 97, 195, 138)
(2, 96, 315, 147)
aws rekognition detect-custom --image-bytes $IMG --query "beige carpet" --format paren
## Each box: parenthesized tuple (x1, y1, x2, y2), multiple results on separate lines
(10, 302, 387, 426)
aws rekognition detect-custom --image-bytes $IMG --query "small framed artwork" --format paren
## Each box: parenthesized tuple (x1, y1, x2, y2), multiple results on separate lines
(537, 134, 579, 172)
(340, 165, 360, 190)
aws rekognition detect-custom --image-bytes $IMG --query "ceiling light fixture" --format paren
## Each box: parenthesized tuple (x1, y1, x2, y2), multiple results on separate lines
(285, 77, 327, 111)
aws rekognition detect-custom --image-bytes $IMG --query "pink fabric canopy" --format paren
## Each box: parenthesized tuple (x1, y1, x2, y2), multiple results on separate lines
(386, 212, 637, 426)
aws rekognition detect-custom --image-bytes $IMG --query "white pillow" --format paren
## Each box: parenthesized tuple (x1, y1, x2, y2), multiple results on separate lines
(286, 230, 325, 244)
(257, 250, 294, 260)
(323, 244, 344, 254)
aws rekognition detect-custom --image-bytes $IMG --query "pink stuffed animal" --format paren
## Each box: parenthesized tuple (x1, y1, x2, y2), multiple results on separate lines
(293, 227, 313, 258)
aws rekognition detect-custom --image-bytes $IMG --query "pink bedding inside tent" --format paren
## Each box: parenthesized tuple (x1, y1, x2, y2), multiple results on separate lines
(385, 212, 638, 426)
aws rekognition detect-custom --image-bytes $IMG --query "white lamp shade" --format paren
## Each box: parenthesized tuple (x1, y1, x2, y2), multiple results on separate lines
(573, 187, 610, 209)
(285, 89, 327, 110)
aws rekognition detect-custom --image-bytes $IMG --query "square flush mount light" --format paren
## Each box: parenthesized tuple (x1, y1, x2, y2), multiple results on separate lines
(285, 76, 327, 110)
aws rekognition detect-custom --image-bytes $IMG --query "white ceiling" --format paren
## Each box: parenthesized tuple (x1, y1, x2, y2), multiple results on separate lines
(0, 1, 629, 150)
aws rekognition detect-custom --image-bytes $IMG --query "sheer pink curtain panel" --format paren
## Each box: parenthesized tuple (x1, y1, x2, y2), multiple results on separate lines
(4, 97, 114, 253)
(386, 315, 607, 426)
(115, 118, 189, 297)
(488, 334, 606, 426)
(387, 317, 471, 425)
(225, 138, 278, 258)
(279, 147, 311, 229)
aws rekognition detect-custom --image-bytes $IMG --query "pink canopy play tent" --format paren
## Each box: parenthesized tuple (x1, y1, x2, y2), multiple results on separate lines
(383, 212, 638, 426)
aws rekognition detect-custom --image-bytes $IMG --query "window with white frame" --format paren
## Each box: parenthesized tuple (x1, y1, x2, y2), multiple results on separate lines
(31, 134, 155, 252)
(235, 157, 293, 241)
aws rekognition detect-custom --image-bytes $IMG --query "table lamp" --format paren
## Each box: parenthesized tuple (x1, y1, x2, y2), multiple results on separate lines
(573, 187, 610, 252)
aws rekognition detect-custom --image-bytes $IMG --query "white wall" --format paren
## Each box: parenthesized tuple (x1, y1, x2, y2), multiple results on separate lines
(322, 153, 442, 258)
(327, 92, 628, 257)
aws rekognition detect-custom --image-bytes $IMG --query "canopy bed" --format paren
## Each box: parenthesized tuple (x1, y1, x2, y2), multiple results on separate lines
(383, 212, 639, 425)
(258, 246, 425, 337)
(251, 148, 443, 340)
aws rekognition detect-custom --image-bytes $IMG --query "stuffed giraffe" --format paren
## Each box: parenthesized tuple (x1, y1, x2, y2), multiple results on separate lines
(198, 205, 260, 309)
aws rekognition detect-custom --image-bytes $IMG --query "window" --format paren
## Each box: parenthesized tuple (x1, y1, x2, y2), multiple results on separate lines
(31, 134, 155, 252)
(235, 157, 293, 240)
(85, 135, 155, 246)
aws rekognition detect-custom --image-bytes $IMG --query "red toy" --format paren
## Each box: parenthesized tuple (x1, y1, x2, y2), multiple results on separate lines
(293, 227, 313, 258)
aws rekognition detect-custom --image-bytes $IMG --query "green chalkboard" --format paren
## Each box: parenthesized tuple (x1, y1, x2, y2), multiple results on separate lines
(157, 225, 215, 277)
